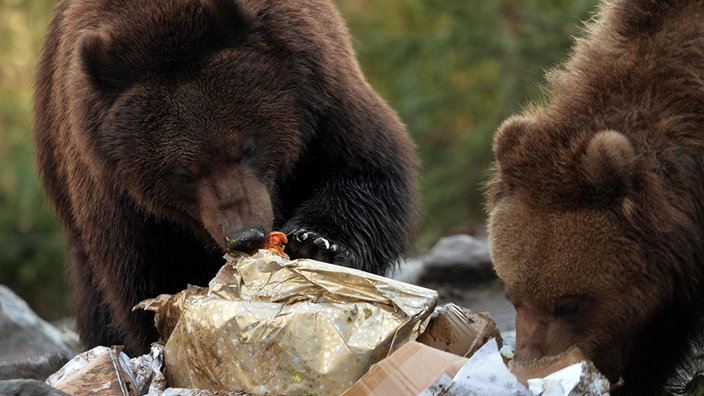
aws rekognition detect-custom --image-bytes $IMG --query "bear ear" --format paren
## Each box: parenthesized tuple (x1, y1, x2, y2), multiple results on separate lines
(579, 130, 637, 199)
(607, 0, 674, 39)
(78, 30, 140, 93)
(493, 115, 531, 164)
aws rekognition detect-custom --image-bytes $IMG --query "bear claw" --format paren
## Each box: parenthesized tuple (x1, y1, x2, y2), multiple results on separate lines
(285, 229, 346, 265)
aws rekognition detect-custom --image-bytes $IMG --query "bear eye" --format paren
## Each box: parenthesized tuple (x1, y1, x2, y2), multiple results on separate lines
(171, 168, 197, 187)
(554, 295, 583, 318)
(242, 143, 255, 159)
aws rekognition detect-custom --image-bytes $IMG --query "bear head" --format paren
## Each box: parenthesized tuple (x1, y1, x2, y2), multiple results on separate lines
(486, 114, 701, 382)
(486, 0, 704, 390)
(68, 0, 323, 251)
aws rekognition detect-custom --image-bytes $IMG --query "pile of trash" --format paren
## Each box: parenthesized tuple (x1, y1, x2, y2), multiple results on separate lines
(44, 247, 611, 395)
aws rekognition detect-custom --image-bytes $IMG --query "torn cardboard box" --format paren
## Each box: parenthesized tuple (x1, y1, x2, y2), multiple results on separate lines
(341, 341, 468, 396)
(416, 302, 502, 357)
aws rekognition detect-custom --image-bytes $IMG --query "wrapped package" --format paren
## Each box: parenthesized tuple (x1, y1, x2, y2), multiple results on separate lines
(137, 249, 438, 395)
(46, 346, 139, 396)
(46, 343, 247, 396)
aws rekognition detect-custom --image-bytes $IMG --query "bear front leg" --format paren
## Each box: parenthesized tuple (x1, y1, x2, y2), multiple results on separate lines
(65, 230, 125, 351)
(74, 193, 222, 355)
(280, 174, 415, 275)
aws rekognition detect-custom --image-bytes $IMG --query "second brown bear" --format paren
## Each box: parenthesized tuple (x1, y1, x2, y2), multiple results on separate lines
(487, 0, 704, 394)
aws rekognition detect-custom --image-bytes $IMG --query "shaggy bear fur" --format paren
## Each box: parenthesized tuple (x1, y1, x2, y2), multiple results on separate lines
(486, 0, 704, 394)
(34, 0, 418, 355)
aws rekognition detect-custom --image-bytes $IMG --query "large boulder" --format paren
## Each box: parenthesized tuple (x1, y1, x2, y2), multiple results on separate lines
(0, 285, 75, 380)
(388, 235, 516, 333)
(389, 234, 494, 285)
(0, 379, 68, 396)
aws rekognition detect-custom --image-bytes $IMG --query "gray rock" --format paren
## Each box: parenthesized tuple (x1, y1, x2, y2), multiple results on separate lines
(389, 234, 495, 284)
(49, 318, 80, 354)
(387, 257, 426, 284)
(0, 353, 69, 381)
(0, 379, 68, 396)
(419, 234, 494, 282)
(0, 285, 74, 363)
(389, 235, 516, 333)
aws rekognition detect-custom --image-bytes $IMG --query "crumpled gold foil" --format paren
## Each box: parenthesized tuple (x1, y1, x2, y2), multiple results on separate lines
(137, 249, 438, 395)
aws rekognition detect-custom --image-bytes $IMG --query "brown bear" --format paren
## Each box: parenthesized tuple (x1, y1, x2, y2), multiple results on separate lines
(34, 0, 418, 356)
(486, 0, 704, 394)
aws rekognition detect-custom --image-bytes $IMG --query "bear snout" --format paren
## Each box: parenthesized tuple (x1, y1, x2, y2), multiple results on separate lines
(197, 172, 274, 253)
(513, 309, 554, 361)
(224, 226, 268, 253)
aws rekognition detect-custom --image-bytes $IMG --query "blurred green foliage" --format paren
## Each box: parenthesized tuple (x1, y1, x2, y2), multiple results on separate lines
(0, 0, 69, 320)
(337, 0, 598, 249)
(0, 0, 597, 320)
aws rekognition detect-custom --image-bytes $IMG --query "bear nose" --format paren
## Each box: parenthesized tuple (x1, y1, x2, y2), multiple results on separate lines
(225, 226, 267, 253)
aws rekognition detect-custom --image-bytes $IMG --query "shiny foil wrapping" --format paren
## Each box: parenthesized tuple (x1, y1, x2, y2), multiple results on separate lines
(138, 249, 438, 395)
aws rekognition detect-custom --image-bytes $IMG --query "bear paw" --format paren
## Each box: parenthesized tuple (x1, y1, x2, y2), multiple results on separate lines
(285, 229, 349, 265)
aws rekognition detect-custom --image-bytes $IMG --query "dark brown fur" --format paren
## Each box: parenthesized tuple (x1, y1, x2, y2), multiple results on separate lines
(34, 0, 418, 355)
(486, 0, 704, 394)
